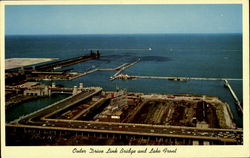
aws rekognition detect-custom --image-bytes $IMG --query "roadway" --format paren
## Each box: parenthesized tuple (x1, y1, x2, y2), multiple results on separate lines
(8, 118, 242, 143)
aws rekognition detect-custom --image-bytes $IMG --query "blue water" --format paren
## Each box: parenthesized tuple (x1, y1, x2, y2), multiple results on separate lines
(5, 34, 243, 127)
(6, 94, 69, 122)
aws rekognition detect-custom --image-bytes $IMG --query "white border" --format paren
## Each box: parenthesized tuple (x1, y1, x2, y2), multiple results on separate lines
(0, 0, 249, 158)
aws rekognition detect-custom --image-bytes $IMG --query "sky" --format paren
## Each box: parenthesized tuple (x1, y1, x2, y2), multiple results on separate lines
(5, 4, 242, 35)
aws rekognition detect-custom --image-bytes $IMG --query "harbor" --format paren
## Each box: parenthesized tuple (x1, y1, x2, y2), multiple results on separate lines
(4, 51, 243, 145)
(5, 50, 101, 85)
(5, 35, 243, 146)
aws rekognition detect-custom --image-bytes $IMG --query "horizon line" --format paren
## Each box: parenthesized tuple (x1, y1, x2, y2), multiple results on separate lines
(5, 32, 242, 36)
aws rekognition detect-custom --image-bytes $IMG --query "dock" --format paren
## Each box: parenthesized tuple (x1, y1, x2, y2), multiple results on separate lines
(35, 52, 100, 71)
(224, 80, 243, 113)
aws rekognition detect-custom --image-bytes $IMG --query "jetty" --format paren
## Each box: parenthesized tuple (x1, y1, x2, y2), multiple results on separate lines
(110, 58, 140, 80)
(112, 74, 242, 81)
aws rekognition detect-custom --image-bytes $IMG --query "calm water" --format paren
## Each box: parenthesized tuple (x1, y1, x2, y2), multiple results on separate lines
(5, 34, 243, 127)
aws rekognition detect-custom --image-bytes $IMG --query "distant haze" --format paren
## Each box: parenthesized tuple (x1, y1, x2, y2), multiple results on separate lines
(5, 4, 242, 35)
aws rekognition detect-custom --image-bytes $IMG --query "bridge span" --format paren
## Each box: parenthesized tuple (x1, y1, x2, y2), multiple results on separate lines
(6, 120, 242, 145)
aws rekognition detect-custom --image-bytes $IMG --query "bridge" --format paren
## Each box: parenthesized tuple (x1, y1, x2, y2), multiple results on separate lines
(7, 119, 242, 145)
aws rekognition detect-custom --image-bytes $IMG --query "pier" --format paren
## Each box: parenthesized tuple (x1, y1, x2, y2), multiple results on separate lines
(5, 51, 101, 85)
(224, 80, 242, 113)
(110, 59, 140, 80)
(35, 52, 100, 71)
(112, 74, 242, 81)
(68, 60, 141, 80)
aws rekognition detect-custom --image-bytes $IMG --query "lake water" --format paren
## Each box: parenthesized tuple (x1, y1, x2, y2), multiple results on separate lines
(5, 34, 243, 127)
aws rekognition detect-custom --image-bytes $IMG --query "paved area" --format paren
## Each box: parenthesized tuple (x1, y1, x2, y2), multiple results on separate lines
(5, 58, 57, 70)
